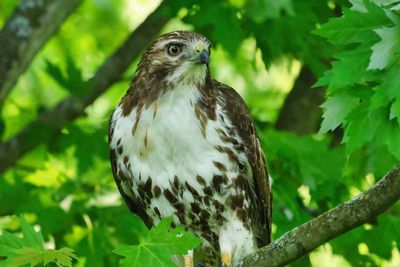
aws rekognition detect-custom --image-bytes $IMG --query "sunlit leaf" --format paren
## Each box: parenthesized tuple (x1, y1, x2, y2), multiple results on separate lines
(313, 1, 391, 45)
(0, 217, 77, 267)
(113, 217, 202, 267)
(368, 22, 400, 70)
(320, 94, 360, 133)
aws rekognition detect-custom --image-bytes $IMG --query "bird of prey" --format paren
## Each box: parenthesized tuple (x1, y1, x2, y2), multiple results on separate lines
(108, 31, 272, 266)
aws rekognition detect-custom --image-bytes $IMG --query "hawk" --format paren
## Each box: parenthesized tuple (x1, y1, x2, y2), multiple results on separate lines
(108, 31, 272, 266)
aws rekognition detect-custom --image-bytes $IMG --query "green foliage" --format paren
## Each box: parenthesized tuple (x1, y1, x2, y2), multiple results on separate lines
(315, 0, 400, 159)
(319, 93, 360, 134)
(0, 0, 399, 267)
(245, 0, 294, 21)
(259, 130, 347, 234)
(313, 2, 400, 264)
(185, 0, 340, 74)
(45, 55, 88, 97)
(113, 217, 202, 267)
(0, 217, 77, 267)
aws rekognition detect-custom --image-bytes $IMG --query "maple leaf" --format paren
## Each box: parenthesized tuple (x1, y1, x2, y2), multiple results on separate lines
(113, 217, 202, 267)
(368, 17, 400, 70)
(313, 0, 391, 45)
(314, 46, 372, 92)
(319, 94, 360, 134)
(0, 217, 77, 267)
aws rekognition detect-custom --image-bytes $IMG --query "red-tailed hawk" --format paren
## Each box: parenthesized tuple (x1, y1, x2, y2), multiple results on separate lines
(108, 31, 272, 266)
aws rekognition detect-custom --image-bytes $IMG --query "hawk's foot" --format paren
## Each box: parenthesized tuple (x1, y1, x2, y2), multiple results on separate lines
(184, 250, 194, 267)
(221, 251, 231, 267)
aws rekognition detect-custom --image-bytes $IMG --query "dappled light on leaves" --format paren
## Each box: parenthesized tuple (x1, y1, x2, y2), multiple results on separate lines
(0, 0, 399, 266)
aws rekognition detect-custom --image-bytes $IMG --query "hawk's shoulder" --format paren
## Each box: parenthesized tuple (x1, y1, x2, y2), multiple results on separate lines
(215, 80, 272, 246)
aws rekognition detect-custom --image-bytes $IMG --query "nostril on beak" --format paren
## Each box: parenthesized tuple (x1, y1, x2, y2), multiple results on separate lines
(196, 49, 209, 65)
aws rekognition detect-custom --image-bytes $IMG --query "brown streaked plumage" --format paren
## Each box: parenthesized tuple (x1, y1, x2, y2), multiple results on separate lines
(108, 31, 272, 266)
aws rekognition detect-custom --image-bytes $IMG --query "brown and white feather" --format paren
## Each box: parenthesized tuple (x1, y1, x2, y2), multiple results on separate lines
(108, 31, 272, 266)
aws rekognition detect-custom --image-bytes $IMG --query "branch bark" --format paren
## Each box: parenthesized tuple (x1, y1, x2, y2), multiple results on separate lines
(0, 0, 175, 173)
(241, 165, 400, 267)
(0, 0, 82, 110)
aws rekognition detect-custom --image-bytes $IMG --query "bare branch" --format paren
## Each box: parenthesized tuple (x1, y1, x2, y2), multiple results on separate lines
(0, 0, 83, 110)
(241, 165, 400, 267)
(0, 0, 175, 173)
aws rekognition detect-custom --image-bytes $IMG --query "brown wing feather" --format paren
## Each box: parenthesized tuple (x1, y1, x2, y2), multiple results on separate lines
(216, 81, 272, 247)
(108, 114, 152, 228)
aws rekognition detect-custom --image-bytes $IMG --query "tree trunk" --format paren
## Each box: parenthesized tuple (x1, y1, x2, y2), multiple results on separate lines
(275, 66, 324, 134)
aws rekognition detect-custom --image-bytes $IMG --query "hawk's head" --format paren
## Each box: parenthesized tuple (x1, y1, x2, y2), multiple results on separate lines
(137, 31, 211, 86)
(121, 31, 215, 116)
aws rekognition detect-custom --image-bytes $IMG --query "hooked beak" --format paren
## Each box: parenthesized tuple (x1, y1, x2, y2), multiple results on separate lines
(196, 49, 210, 65)
(194, 43, 210, 65)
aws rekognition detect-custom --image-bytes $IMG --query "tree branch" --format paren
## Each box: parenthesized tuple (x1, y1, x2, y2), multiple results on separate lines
(0, 0, 83, 110)
(241, 165, 400, 267)
(0, 0, 175, 173)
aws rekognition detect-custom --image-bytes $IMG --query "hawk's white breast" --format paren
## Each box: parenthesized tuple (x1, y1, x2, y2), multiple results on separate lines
(110, 83, 255, 261)
(111, 85, 236, 201)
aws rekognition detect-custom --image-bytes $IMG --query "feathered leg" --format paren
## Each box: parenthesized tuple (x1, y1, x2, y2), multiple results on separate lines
(221, 251, 231, 267)
(184, 250, 194, 267)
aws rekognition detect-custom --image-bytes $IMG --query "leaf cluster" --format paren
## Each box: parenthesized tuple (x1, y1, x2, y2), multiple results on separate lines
(316, 0, 400, 159)
(0, 217, 77, 267)
(113, 218, 201, 267)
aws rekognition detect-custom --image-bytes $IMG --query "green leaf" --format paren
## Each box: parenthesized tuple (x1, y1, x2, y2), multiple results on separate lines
(113, 217, 202, 267)
(374, 0, 400, 7)
(0, 217, 43, 258)
(368, 20, 400, 70)
(19, 218, 44, 250)
(44, 60, 65, 88)
(245, 0, 294, 22)
(7, 247, 78, 267)
(382, 67, 400, 100)
(42, 248, 77, 267)
(45, 54, 88, 96)
(315, 46, 372, 92)
(343, 102, 381, 152)
(313, 1, 391, 45)
(0, 217, 77, 267)
(9, 247, 43, 266)
(390, 100, 400, 125)
(320, 94, 360, 133)
(183, 1, 246, 54)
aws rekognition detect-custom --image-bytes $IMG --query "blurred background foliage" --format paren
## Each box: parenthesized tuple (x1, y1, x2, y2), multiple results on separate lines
(0, 0, 399, 266)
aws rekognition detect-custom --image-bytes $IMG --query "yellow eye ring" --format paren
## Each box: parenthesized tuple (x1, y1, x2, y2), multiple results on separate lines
(167, 45, 181, 56)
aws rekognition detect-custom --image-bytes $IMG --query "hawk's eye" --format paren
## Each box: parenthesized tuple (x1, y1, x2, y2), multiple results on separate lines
(167, 44, 181, 56)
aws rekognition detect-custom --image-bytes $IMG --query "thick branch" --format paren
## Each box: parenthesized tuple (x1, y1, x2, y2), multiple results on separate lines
(0, 0, 174, 173)
(241, 165, 400, 267)
(0, 0, 82, 110)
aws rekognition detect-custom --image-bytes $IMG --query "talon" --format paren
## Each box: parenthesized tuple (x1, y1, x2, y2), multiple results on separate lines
(221, 251, 231, 267)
